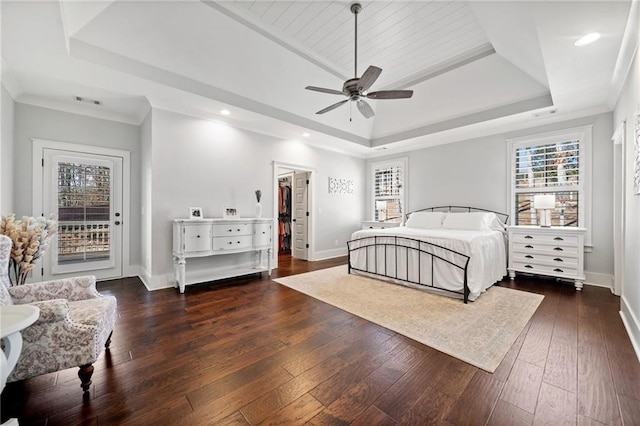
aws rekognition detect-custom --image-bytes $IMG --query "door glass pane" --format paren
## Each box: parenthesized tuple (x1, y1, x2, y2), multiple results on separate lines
(57, 162, 111, 265)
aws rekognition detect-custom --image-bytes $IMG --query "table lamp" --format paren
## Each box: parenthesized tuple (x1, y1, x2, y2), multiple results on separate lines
(533, 194, 555, 227)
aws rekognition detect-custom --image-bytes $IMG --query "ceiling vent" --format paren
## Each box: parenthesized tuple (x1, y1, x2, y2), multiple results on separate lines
(74, 96, 102, 106)
(533, 108, 557, 118)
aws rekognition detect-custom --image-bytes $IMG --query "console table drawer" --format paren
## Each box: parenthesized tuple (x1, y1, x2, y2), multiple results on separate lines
(213, 223, 252, 236)
(213, 235, 252, 250)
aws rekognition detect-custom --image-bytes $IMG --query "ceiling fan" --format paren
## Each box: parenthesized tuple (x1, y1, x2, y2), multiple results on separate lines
(305, 2, 413, 119)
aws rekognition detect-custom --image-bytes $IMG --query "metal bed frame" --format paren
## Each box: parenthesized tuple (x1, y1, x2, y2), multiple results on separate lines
(347, 206, 509, 304)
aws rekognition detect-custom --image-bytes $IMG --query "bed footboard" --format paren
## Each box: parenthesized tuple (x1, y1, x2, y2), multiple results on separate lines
(347, 236, 471, 303)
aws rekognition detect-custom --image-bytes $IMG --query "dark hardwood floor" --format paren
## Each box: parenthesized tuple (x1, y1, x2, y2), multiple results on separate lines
(2, 255, 639, 425)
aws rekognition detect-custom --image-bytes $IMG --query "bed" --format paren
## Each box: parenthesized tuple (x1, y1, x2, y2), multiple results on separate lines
(347, 206, 509, 303)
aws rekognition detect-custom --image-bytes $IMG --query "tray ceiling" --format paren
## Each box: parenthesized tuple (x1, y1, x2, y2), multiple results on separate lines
(1, 1, 634, 157)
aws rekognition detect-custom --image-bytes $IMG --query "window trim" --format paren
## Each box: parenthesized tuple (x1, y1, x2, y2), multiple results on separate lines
(507, 126, 593, 249)
(370, 157, 408, 224)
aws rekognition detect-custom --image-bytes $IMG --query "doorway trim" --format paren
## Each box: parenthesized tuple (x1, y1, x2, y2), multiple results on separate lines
(272, 161, 315, 268)
(32, 138, 131, 281)
(612, 121, 626, 296)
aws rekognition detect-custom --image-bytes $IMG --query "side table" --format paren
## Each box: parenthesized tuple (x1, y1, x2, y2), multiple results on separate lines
(1, 305, 40, 425)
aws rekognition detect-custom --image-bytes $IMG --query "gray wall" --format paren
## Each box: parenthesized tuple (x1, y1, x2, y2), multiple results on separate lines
(146, 108, 365, 285)
(1, 85, 15, 214)
(12, 103, 142, 267)
(368, 112, 614, 278)
(613, 33, 640, 353)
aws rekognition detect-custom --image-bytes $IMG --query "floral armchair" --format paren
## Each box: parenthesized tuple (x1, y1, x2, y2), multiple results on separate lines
(0, 235, 117, 392)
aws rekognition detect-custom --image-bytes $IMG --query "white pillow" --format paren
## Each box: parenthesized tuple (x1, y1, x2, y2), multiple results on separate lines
(405, 211, 445, 229)
(441, 212, 504, 231)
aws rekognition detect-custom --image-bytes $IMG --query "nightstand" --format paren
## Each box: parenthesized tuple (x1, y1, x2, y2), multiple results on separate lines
(361, 221, 401, 230)
(507, 226, 586, 290)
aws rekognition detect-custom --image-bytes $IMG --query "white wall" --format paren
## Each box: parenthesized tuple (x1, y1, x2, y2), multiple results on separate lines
(145, 108, 365, 288)
(12, 103, 142, 267)
(368, 112, 614, 281)
(613, 29, 640, 357)
(1, 85, 15, 214)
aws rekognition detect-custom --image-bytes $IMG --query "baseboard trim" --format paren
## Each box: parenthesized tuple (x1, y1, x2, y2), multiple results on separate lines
(313, 247, 347, 261)
(584, 271, 613, 289)
(620, 295, 640, 364)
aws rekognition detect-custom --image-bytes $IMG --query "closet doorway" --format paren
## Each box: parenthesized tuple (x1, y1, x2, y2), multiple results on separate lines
(274, 163, 312, 267)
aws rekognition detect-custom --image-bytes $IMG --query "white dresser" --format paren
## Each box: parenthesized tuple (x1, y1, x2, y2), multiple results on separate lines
(172, 218, 273, 293)
(507, 226, 586, 290)
(361, 221, 402, 230)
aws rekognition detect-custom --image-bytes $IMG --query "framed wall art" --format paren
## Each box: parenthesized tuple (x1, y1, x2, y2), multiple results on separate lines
(189, 207, 203, 219)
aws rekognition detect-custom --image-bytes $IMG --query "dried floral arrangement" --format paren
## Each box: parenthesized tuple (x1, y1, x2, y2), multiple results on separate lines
(0, 214, 57, 286)
(255, 189, 262, 203)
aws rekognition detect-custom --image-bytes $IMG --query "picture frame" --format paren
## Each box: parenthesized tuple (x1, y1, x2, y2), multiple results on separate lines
(189, 207, 203, 219)
(223, 206, 239, 219)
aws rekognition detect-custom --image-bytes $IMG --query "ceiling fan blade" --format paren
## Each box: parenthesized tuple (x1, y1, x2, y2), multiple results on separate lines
(367, 90, 414, 100)
(316, 99, 349, 115)
(305, 86, 345, 96)
(357, 66, 382, 92)
(357, 99, 375, 119)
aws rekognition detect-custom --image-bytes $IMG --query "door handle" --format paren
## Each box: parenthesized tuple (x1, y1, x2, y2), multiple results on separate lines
(115, 221, 121, 225)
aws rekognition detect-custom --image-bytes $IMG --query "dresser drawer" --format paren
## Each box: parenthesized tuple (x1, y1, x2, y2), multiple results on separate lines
(511, 232, 578, 246)
(512, 252, 578, 267)
(213, 223, 252, 237)
(511, 261, 578, 278)
(512, 242, 578, 255)
(213, 235, 252, 251)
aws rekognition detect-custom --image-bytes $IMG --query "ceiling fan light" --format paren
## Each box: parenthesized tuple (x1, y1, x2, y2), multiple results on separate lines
(220, 109, 231, 116)
(574, 32, 600, 46)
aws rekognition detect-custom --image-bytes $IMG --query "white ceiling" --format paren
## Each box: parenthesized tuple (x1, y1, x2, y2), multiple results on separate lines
(1, 1, 635, 158)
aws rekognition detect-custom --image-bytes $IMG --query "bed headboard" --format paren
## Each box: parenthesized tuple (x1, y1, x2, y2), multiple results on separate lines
(406, 206, 509, 225)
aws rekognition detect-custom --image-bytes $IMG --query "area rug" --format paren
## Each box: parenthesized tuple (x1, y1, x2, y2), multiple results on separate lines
(274, 266, 543, 373)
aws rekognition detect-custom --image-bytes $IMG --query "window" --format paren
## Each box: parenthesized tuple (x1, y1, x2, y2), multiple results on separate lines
(508, 126, 592, 244)
(371, 158, 407, 223)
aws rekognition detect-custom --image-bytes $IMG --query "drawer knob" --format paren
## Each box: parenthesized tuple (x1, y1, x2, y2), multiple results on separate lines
(553, 258, 563, 262)
(525, 255, 534, 259)
(524, 265, 533, 269)
(553, 268, 564, 273)
(197, 235, 200, 238)
(237, 241, 241, 244)
(553, 247, 564, 251)
(228, 229, 232, 232)
(525, 245, 534, 249)
(554, 237, 564, 241)
(524, 235, 533, 239)
(228, 241, 232, 245)
(237, 229, 241, 232)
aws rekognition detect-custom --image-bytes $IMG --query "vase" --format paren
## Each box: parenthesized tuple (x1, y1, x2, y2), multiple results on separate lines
(255, 202, 262, 218)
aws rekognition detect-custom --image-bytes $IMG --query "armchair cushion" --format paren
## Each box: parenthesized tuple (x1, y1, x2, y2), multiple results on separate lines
(8, 276, 102, 304)
(28, 299, 69, 323)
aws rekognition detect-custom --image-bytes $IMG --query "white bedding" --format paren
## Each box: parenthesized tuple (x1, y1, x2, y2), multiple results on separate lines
(349, 226, 507, 301)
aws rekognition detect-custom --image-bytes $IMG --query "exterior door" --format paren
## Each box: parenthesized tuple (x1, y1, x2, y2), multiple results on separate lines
(293, 171, 309, 260)
(41, 149, 123, 281)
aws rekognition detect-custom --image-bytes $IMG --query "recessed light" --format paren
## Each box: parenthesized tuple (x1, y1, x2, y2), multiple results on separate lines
(574, 32, 600, 47)
(302, 132, 310, 137)
(220, 109, 231, 116)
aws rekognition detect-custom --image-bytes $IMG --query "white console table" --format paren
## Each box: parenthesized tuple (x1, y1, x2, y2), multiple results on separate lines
(172, 218, 273, 293)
